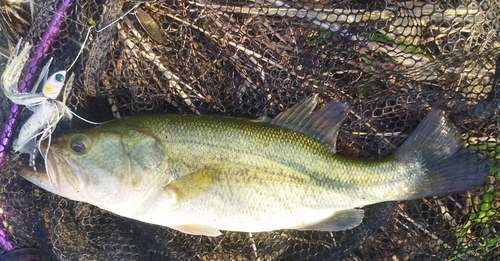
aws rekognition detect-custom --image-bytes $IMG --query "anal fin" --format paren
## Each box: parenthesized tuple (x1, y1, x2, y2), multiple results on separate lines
(170, 224, 222, 236)
(296, 209, 364, 232)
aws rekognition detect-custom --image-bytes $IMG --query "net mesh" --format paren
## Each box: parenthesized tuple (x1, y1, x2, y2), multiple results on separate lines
(0, 0, 499, 260)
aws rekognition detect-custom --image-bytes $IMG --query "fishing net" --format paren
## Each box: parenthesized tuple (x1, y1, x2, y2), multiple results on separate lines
(0, 0, 499, 260)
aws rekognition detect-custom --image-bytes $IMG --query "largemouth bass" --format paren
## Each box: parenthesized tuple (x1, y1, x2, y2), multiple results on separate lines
(21, 96, 488, 236)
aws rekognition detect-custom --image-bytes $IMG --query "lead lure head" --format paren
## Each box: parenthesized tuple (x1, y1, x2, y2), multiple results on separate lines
(42, 70, 66, 100)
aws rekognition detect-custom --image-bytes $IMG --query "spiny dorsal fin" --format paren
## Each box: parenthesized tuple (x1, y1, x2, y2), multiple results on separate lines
(270, 95, 350, 152)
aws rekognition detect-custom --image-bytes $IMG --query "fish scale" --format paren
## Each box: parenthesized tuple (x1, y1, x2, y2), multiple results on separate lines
(152, 115, 389, 190)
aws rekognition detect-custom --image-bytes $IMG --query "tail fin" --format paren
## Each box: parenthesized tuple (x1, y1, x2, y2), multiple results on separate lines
(395, 109, 488, 199)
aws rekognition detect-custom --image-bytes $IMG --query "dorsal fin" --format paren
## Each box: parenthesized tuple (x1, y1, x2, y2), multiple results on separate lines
(270, 95, 350, 152)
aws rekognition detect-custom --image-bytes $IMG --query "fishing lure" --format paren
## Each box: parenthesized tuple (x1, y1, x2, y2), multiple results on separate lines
(0, 2, 142, 168)
(0, 0, 74, 171)
(1, 43, 73, 163)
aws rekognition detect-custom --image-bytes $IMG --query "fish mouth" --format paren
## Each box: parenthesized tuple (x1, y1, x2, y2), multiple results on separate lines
(20, 142, 62, 192)
(21, 140, 84, 194)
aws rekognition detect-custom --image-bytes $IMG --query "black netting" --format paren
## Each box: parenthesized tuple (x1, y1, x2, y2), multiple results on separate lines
(0, 0, 499, 260)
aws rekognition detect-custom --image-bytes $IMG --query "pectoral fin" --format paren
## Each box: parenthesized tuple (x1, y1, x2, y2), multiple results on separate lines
(165, 165, 219, 204)
(296, 209, 364, 231)
(170, 224, 222, 236)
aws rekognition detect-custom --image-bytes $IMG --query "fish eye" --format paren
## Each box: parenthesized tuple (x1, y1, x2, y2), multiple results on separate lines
(71, 142, 86, 153)
(69, 135, 90, 154)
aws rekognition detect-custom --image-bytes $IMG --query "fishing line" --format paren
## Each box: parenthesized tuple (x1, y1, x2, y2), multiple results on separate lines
(94, 2, 141, 33)
(69, 111, 114, 125)
(65, 31, 88, 71)
(66, 2, 141, 71)
(41, 121, 55, 185)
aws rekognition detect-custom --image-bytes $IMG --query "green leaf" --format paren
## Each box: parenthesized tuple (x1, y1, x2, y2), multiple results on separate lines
(486, 236, 500, 247)
(360, 56, 372, 65)
(371, 32, 393, 44)
(481, 203, 492, 212)
(308, 39, 318, 47)
(483, 193, 493, 203)
(308, 31, 332, 47)
(89, 18, 97, 27)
